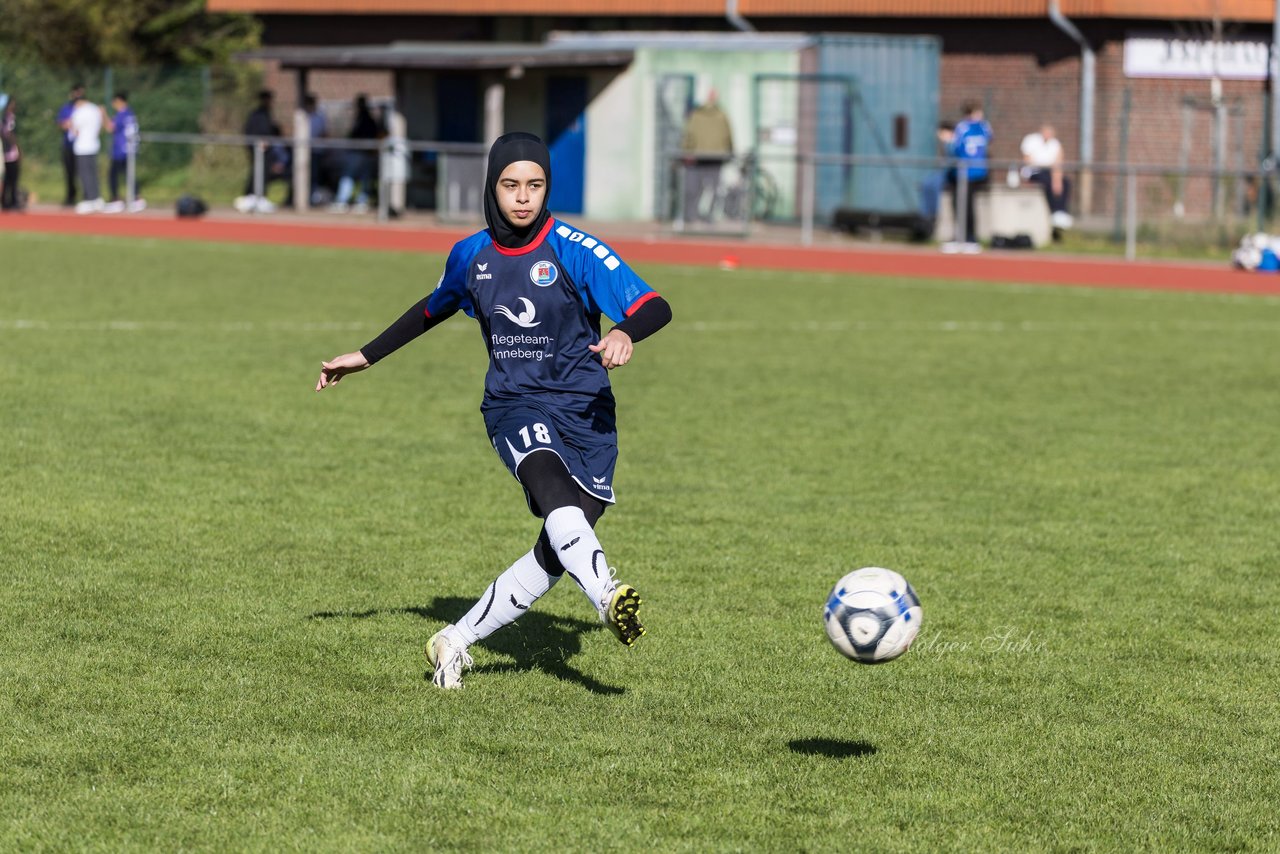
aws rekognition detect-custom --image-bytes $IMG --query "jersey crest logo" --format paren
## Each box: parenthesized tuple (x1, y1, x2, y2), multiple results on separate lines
(493, 297, 541, 328)
(529, 261, 558, 287)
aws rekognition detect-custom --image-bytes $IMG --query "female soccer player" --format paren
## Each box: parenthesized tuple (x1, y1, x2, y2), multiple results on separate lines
(316, 132, 672, 689)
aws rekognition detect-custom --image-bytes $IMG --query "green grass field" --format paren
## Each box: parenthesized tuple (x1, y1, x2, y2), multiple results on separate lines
(2, 230, 1279, 851)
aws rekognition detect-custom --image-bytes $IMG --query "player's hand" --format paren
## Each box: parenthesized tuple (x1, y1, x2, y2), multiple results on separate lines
(589, 329, 633, 370)
(316, 351, 370, 391)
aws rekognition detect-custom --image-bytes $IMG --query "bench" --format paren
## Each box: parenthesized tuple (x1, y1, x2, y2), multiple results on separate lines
(832, 208, 932, 240)
(936, 184, 1052, 247)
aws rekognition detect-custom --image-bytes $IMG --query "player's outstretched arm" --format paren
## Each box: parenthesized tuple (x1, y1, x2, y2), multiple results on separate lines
(316, 295, 458, 391)
(316, 351, 370, 391)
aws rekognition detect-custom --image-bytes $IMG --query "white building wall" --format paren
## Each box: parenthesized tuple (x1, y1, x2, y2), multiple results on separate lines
(581, 44, 802, 221)
(582, 68, 648, 221)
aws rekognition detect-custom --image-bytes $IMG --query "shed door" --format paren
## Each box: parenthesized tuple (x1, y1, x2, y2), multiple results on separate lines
(436, 74, 479, 141)
(755, 74, 855, 222)
(547, 76, 588, 214)
(654, 74, 696, 220)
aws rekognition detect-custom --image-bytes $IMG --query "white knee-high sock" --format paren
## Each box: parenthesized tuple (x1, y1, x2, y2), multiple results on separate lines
(448, 549, 558, 646)
(542, 506, 612, 610)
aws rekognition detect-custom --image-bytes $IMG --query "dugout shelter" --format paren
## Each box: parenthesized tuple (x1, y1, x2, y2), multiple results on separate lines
(243, 32, 940, 225)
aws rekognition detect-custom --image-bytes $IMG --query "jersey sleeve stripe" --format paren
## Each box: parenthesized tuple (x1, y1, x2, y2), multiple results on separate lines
(624, 291, 662, 317)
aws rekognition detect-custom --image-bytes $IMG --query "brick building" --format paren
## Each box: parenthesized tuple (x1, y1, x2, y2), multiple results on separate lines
(209, 0, 1278, 221)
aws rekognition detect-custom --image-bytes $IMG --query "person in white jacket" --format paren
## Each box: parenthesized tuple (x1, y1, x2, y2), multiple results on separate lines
(1020, 123, 1073, 230)
(69, 92, 107, 214)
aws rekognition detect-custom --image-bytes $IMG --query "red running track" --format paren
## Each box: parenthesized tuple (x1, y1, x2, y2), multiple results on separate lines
(3, 209, 1278, 297)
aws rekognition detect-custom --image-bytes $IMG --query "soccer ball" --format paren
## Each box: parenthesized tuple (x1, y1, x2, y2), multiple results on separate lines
(823, 567, 923, 663)
(1233, 245, 1262, 271)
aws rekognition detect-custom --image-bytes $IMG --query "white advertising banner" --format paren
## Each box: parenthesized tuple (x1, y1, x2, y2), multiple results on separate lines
(1124, 34, 1270, 80)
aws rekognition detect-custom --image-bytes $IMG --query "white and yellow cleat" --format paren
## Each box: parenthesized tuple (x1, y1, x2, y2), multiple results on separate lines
(426, 627, 474, 690)
(600, 583, 645, 647)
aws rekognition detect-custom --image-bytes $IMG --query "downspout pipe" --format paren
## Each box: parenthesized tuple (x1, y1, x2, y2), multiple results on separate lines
(726, 0, 755, 32)
(1049, 0, 1095, 211)
(1272, 0, 1280, 169)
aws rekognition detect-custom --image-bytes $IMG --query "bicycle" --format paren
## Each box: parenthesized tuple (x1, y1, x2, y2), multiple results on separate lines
(720, 152, 779, 222)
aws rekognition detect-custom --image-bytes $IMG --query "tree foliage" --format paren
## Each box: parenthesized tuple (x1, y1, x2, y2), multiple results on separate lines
(0, 0, 260, 67)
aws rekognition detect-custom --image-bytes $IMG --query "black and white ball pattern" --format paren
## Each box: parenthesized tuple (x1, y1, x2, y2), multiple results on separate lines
(823, 567, 922, 663)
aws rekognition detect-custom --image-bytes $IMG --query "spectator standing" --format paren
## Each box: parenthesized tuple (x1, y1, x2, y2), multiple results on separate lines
(1020, 123, 1073, 231)
(105, 92, 144, 213)
(57, 84, 84, 207)
(243, 89, 275, 194)
(239, 89, 292, 211)
(70, 91, 107, 214)
(915, 121, 954, 240)
(680, 89, 734, 223)
(941, 101, 992, 254)
(302, 93, 328, 204)
(330, 94, 380, 213)
(1, 94, 21, 211)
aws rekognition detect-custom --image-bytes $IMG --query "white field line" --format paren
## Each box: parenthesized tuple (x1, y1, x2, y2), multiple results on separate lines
(3, 318, 1280, 334)
(0, 230, 394, 259)
(676, 267, 1280, 306)
(0, 319, 383, 332)
(683, 319, 1280, 333)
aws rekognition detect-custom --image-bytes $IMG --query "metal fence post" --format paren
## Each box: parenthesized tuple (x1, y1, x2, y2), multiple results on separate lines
(293, 108, 310, 213)
(800, 154, 815, 247)
(126, 144, 136, 210)
(1260, 157, 1274, 233)
(378, 138, 390, 223)
(253, 140, 265, 205)
(387, 110, 408, 215)
(956, 166, 969, 243)
(1125, 169, 1137, 262)
(674, 153, 686, 230)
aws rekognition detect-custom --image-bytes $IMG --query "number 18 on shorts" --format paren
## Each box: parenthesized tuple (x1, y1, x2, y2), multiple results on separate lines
(486, 403, 619, 509)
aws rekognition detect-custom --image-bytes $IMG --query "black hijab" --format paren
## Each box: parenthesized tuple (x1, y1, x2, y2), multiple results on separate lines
(484, 132, 553, 250)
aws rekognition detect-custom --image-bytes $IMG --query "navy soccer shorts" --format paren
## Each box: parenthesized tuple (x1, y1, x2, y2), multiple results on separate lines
(484, 397, 618, 515)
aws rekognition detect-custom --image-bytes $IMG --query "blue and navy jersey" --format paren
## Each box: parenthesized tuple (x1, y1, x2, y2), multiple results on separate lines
(952, 119, 993, 181)
(425, 218, 659, 407)
(112, 108, 138, 160)
(57, 101, 75, 143)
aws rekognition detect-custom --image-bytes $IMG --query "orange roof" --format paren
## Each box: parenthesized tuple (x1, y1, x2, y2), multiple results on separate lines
(206, 0, 1276, 21)
(209, 0, 728, 12)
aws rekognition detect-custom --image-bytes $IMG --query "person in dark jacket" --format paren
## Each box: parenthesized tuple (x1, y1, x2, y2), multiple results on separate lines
(1, 94, 22, 211)
(56, 83, 84, 206)
(329, 94, 382, 213)
(241, 89, 291, 206)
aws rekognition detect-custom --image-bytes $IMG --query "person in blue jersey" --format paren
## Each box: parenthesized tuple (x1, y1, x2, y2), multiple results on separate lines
(315, 132, 673, 689)
(941, 102, 993, 254)
(105, 92, 144, 213)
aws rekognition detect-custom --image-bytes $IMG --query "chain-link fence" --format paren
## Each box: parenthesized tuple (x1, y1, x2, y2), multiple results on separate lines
(659, 147, 1275, 259)
(104, 132, 485, 221)
(4, 59, 1276, 260)
(0, 62, 258, 207)
(651, 57, 1274, 257)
